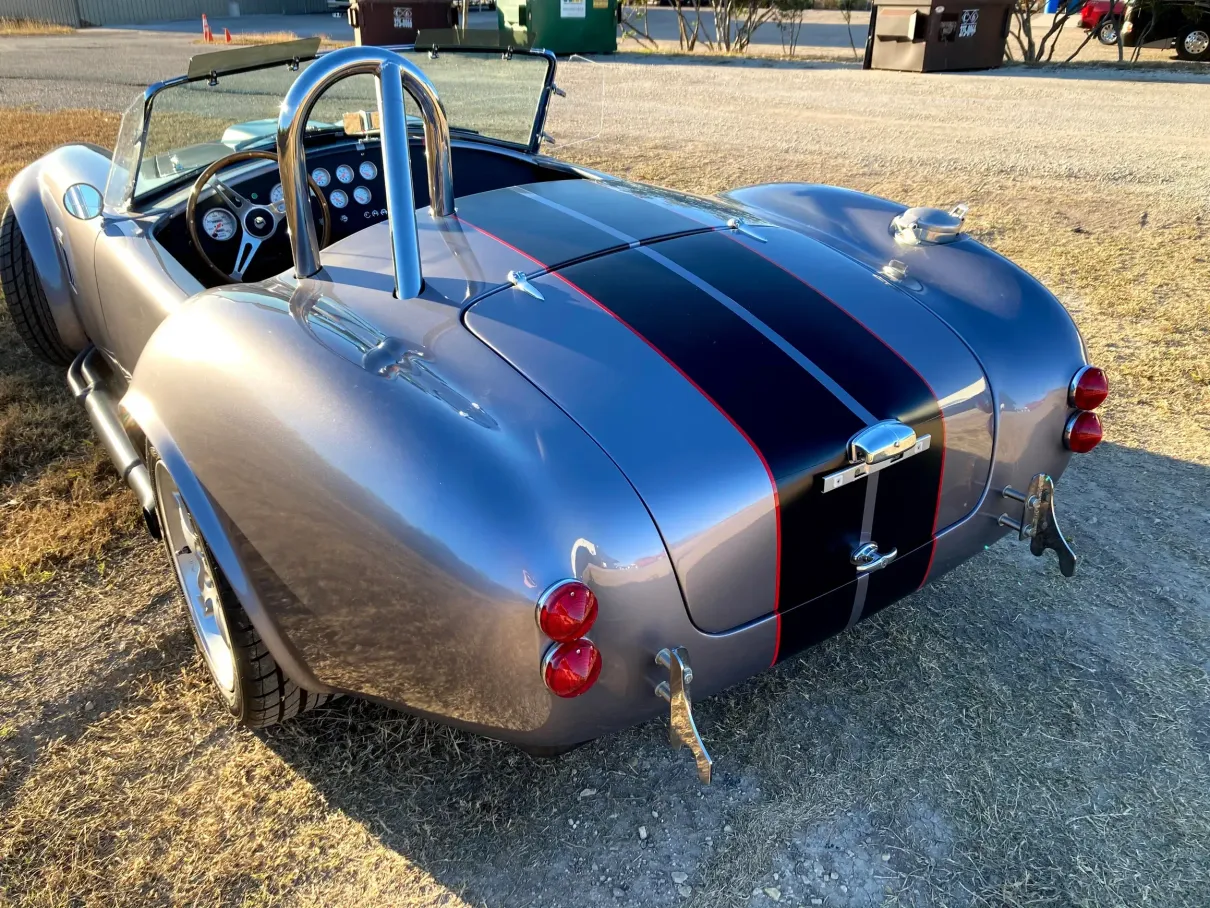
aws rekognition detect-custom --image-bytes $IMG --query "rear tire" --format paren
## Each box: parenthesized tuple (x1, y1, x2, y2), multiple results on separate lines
(1176, 25, 1210, 60)
(149, 447, 333, 727)
(0, 205, 74, 366)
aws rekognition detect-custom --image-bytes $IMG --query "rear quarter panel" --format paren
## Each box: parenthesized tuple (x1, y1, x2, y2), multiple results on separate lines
(125, 267, 777, 745)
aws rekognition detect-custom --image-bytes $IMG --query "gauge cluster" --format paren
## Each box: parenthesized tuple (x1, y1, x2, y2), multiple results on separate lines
(172, 144, 390, 285)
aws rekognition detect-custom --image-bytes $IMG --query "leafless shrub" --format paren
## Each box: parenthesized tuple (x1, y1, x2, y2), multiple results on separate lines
(775, 0, 815, 55)
(1007, 0, 1085, 63)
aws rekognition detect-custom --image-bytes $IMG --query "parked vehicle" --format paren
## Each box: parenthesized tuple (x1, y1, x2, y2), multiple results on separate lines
(0, 40, 1107, 781)
(1122, 0, 1210, 59)
(1079, 0, 1126, 43)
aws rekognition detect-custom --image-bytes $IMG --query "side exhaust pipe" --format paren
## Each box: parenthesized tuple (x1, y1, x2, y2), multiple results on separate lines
(67, 346, 160, 537)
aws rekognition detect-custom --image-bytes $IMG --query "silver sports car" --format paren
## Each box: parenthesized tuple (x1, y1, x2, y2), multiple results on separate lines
(1, 40, 1107, 781)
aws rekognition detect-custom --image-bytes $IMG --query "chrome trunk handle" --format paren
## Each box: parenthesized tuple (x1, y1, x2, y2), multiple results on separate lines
(276, 46, 454, 297)
(851, 542, 897, 574)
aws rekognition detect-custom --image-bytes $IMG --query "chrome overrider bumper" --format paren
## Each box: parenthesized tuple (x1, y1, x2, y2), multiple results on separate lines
(997, 473, 1078, 577)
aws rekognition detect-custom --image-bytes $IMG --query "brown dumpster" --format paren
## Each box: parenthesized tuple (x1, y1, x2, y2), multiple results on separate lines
(863, 0, 1012, 72)
(348, 0, 457, 45)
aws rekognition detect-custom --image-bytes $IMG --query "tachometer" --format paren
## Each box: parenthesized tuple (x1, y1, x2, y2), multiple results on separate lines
(359, 161, 378, 181)
(335, 164, 355, 184)
(270, 183, 284, 204)
(329, 189, 348, 209)
(311, 167, 330, 188)
(202, 208, 237, 241)
(353, 186, 372, 206)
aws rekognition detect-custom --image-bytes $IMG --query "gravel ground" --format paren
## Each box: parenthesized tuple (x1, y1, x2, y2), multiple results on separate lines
(546, 57, 1210, 210)
(2, 31, 1209, 908)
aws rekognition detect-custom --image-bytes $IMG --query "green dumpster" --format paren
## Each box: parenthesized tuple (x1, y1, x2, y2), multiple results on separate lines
(495, 0, 618, 53)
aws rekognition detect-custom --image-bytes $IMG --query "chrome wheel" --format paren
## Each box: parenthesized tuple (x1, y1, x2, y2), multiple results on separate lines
(155, 461, 236, 694)
(1184, 29, 1210, 56)
(1097, 20, 1118, 44)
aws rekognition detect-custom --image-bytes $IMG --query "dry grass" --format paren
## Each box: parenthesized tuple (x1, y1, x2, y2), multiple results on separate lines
(0, 109, 118, 189)
(194, 31, 351, 50)
(1, 87, 1208, 908)
(0, 18, 72, 36)
(0, 109, 132, 586)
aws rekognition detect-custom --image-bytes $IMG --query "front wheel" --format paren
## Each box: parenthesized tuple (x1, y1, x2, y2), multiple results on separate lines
(0, 205, 74, 365)
(1176, 26, 1210, 60)
(150, 448, 332, 727)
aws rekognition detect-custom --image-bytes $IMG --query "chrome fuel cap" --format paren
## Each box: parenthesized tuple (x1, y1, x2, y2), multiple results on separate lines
(892, 203, 969, 245)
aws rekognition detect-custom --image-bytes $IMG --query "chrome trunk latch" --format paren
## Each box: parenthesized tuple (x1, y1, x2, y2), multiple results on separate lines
(998, 473, 1077, 577)
(725, 217, 767, 243)
(654, 647, 713, 784)
(822, 420, 931, 494)
(507, 270, 545, 300)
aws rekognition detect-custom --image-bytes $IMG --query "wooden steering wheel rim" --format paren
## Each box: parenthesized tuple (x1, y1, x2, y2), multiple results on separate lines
(185, 149, 332, 284)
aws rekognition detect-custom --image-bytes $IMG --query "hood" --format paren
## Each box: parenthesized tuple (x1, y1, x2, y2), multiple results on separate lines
(460, 179, 994, 643)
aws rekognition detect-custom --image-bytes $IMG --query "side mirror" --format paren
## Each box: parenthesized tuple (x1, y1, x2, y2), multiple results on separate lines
(64, 183, 103, 220)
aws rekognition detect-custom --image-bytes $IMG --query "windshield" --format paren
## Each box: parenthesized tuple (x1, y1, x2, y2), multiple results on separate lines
(126, 48, 553, 202)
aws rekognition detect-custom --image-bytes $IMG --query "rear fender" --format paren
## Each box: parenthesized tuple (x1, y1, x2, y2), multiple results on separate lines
(121, 386, 335, 695)
(5, 144, 114, 352)
(121, 276, 731, 744)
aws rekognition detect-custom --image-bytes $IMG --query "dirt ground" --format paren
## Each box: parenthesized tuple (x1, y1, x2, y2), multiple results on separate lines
(2, 53, 1209, 908)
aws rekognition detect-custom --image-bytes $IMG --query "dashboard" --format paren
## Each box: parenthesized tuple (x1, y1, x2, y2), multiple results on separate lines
(154, 138, 574, 287)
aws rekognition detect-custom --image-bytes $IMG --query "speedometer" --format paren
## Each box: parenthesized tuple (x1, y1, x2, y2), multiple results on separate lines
(270, 183, 284, 204)
(329, 189, 348, 209)
(359, 161, 377, 181)
(310, 167, 330, 188)
(202, 208, 237, 241)
(353, 186, 372, 206)
(335, 164, 355, 184)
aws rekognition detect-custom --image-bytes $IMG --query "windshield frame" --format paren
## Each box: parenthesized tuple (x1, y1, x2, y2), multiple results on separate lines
(111, 43, 558, 212)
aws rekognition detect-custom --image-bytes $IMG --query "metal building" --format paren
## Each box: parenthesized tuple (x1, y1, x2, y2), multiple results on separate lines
(0, 0, 329, 27)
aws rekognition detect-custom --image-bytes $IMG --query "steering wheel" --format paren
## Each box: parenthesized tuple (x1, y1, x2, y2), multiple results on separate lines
(186, 150, 331, 284)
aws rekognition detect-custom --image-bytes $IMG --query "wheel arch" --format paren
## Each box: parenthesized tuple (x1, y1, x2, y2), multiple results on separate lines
(122, 386, 336, 696)
(4, 145, 113, 353)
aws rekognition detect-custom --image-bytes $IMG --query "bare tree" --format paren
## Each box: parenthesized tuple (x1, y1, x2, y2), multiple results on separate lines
(712, 0, 779, 52)
(774, 0, 814, 55)
(837, 0, 862, 57)
(1008, 0, 1086, 63)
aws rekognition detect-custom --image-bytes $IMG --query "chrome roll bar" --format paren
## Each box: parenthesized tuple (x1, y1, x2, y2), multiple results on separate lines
(276, 46, 454, 298)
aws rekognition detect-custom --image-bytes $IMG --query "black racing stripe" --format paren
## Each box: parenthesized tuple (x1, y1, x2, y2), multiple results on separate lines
(456, 188, 626, 267)
(654, 232, 934, 422)
(558, 250, 868, 611)
(871, 411, 945, 548)
(524, 180, 706, 239)
(773, 582, 857, 662)
(861, 543, 932, 619)
(657, 231, 946, 558)
(773, 542, 932, 664)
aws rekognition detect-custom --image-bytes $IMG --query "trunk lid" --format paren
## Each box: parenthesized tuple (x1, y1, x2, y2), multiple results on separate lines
(461, 180, 994, 634)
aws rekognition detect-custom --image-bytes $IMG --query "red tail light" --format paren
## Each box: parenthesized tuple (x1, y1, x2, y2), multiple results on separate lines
(1064, 411, 1103, 453)
(1069, 366, 1109, 411)
(542, 639, 602, 698)
(537, 580, 598, 643)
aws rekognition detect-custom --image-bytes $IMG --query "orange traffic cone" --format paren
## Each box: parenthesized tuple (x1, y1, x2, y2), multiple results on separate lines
(223, 27, 232, 43)
(201, 14, 212, 42)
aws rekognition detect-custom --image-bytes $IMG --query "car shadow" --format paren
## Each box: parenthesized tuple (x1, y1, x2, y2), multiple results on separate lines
(255, 438, 1210, 906)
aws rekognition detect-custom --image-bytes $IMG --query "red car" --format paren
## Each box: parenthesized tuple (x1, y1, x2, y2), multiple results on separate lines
(1080, 0, 1127, 43)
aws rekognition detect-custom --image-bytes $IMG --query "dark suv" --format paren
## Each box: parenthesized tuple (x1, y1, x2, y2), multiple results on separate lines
(1122, 0, 1210, 60)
